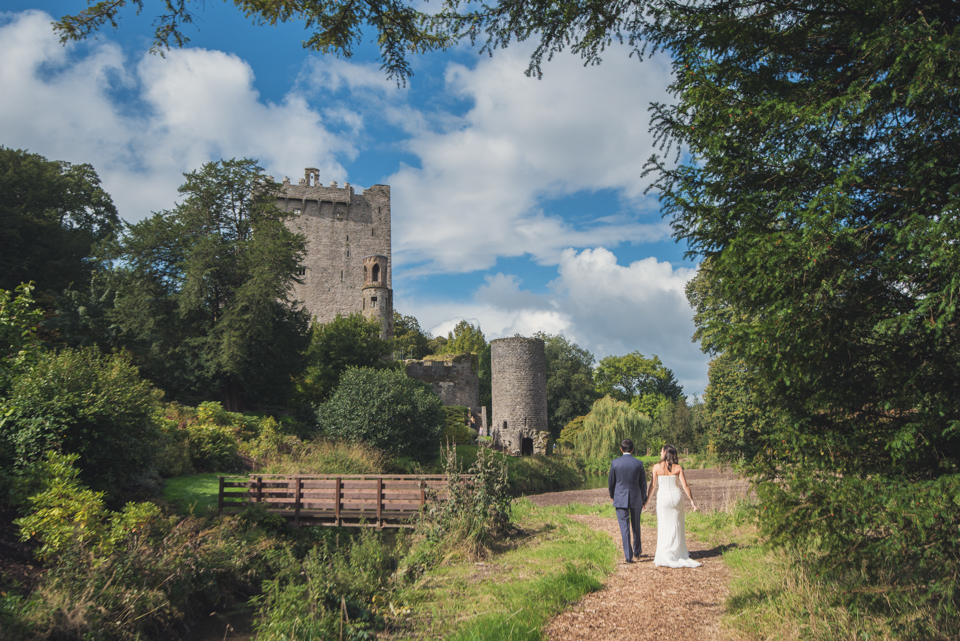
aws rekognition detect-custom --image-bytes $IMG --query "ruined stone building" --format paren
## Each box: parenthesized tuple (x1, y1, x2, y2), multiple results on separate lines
(490, 337, 549, 456)
(405, 354, 486, 427)
(276, 168, 393, 336)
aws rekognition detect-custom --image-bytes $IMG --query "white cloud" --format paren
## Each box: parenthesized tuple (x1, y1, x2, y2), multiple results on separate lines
(401, 248, 710, 395)
(0, 10, 353, 220)
(389, 45, 677, 275)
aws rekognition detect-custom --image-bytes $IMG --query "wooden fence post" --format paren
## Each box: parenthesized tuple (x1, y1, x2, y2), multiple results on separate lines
(294, 476, 301, 528)
(218, 476, 224, 512)
(256, 476, 263, 503)
(334, 477, 341, 527)
(376, 478, 383, 528)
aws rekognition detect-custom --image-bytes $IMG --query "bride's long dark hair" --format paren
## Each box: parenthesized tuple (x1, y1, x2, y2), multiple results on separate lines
(662, 444, 679, 472)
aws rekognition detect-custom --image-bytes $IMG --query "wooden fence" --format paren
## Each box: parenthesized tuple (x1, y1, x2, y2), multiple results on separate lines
(218, 474, 466, 529)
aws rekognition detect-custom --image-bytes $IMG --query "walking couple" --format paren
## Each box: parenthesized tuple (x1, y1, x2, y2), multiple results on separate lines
(608, 440, 702, 568)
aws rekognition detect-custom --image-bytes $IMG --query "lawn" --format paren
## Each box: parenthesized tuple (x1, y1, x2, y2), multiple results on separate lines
(162, 472, 246, 514)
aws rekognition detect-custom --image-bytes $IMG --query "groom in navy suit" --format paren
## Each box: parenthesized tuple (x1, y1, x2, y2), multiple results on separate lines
(608, 439, 648, 563)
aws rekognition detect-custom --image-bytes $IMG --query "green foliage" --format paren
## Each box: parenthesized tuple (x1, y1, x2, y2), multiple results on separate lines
(442, 319, 487, 354)
(557, 415, 587, 449)
(701, 352, 768, 464)
(0, 283, 43, 395)
(573, 395, 651, 461)
(0, 347, 164, 500)
(650, 397, 705, 453)
(250, 438, 389, 476)
(0, 147, 119, 298)
(252, 530, 401, 640)
(295, 312, 392, 404)
(594, 351, 683, 421)
(104, 158, 310, 410)
(413, 445, 512, 562)
(443, 405, 475, 444)
(648, 0, 960, 621)
(392, 310, 432, 359)
(506, 455, 583, 496)
(12, 453, 109, 560)
(536, 332, 599, 439)
(316, 367, 444, 464)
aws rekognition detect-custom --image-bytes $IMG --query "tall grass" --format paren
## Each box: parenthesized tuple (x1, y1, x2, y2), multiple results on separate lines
(253, 438, 388, 475)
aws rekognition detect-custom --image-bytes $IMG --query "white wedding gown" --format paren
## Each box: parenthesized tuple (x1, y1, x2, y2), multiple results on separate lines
(654, 475, 702, 568)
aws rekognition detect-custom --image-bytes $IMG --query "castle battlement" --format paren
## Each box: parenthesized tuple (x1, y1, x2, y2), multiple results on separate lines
(277, 167, 393, 338)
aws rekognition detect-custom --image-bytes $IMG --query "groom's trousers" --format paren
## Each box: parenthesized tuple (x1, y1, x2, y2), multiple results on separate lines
(615, 506, 641, 561)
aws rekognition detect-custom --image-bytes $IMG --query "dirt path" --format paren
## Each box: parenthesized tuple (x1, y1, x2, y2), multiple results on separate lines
(531, 469, 748, 641)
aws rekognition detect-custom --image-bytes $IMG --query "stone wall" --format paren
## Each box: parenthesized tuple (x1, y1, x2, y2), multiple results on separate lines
(405, 354, 480, 409)
(490, 337, 549, 456)
(277, 169, 393, 336)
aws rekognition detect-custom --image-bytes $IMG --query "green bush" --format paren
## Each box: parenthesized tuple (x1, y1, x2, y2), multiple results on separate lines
(0, 347, 164, 500)
(507, 454, 583, 496)
(316, 367, 444, 464)
(573, 395, 651, 460)
(442, 406, 475, 444)
(252, 530, 401, 639)
(250, 438, 388, 475)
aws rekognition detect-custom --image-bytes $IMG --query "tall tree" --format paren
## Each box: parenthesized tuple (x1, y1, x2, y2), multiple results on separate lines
(535, 332, 600, 439)
(106, 159, 309, 410)
(392, 310, 432, 360)
(0, 147, 119, 299)
(444, 320, 486, 354)
(652, 0, 960, 617)
(295, 313, 392, 404)
(594, 352, 683, 420)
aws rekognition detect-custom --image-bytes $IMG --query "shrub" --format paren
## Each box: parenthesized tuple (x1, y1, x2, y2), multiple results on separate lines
(251, 438, 388, 475)
(442, 406, 475, 444)
(316, 367, 444, 464)
(409, 445, 512, 564)
(0, 347, 164, 500)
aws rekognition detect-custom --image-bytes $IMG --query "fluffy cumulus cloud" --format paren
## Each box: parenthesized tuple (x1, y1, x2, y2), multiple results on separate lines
(408, 248, 710, 395)
(0, 10, 353, 220)
(388, 45, 677, 275)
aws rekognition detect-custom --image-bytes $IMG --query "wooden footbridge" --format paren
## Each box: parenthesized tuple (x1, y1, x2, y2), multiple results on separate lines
(217, 474, 466, 529)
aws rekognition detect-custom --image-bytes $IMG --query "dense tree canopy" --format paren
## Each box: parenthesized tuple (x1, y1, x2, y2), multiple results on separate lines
(104, 159, 309, 409)
(594, 351, 683, 420)
(0, 147, 119, 299)
(536, 332, 599, 438)
(295, 312, 392, 404)
(443, 320, 486, 354)
(392, 310, 432, 360)
(657, 0, 960, 616)
(316, 367, 444, 464)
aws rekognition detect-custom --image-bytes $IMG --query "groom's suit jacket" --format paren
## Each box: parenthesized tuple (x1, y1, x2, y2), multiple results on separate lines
(608, 453, 648, 509)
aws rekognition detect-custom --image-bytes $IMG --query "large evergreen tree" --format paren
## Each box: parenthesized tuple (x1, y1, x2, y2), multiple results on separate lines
(0, 147, 119, 298)
(105, 159, 309, 409)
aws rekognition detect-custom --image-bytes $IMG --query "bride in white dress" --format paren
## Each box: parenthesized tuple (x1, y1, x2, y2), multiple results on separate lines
(642, 444, 701, 568)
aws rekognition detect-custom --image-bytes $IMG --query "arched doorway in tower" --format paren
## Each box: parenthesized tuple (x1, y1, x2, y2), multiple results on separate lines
(520, 438, 534, 456)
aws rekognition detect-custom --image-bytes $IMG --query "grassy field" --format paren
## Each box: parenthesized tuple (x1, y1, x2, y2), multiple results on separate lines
(161, 472, 246, 514)
(393, 499, 618, 640)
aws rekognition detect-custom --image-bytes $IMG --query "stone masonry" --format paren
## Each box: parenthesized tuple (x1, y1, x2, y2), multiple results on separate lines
(276, 168, 393, 337)
(405, 354, 480, 409)
(490, 337, 549, 456)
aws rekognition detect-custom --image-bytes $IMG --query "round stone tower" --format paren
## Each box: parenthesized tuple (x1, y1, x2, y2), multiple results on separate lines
(362, 255, 393, 337)
(491, 336, 548, 456)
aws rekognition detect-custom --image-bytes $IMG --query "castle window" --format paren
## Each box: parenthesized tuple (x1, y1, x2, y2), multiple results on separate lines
(371, 296, 378, 308)
(346, 234, 349, 241)
(293, 207, 301, 215)
(346, 249, 350, 257)
(296, 266, 306, 277)
(340, 270, 343, 282)
(372, 264, 380, 282)
(371, 227, 375, 236)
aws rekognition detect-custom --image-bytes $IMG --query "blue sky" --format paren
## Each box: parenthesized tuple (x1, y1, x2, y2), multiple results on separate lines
(1, 3, 711, 395)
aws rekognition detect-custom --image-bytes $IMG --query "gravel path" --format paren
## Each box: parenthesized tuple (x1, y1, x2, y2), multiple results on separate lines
(532, 468, 748, 641)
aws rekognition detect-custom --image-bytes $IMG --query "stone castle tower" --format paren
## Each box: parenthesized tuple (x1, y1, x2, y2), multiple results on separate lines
(491, 337, 549, 456)
(276, 168, 393, 337)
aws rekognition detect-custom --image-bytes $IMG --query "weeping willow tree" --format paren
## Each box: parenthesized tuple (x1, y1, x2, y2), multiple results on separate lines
(574, 396, 651, 461)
